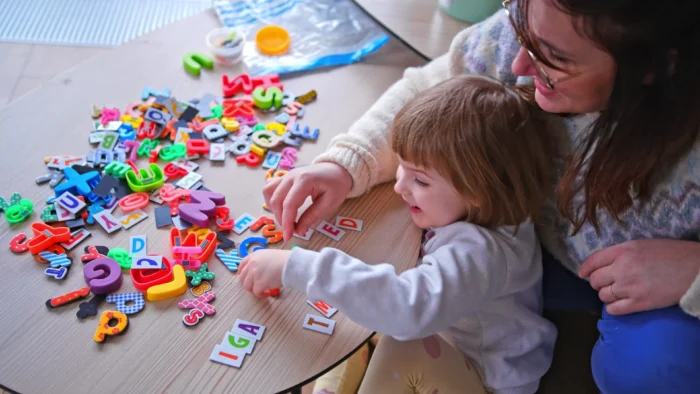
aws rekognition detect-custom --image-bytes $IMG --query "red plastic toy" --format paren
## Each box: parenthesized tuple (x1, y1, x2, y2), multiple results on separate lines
(27, 223, 71, 255)
(131, 255, 174, 292)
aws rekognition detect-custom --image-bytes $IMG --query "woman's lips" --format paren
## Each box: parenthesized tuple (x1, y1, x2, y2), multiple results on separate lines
(535, 78, 556, 97)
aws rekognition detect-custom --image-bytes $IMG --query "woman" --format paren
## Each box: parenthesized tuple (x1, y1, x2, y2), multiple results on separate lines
(264, 0, 700, 392)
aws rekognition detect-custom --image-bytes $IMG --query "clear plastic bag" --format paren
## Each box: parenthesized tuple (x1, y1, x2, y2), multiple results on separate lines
(213, 0, 390, 76)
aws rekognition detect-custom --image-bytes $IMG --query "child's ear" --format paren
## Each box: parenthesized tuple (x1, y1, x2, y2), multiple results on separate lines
(456, 187, 480, 215)
(462, 196, 481, 220)
(463, 193, 480, 208)
(462, 204, 480, 224)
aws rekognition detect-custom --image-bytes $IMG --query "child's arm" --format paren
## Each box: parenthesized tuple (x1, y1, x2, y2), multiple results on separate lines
(312, 10, 519, 198)
(283, 238, 509, 340)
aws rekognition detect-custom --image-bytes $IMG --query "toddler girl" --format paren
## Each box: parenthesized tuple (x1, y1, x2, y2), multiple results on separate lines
(239, 75, 557, 394)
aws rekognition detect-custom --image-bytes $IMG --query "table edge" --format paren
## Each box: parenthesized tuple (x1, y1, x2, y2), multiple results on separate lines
(278, 332, 377, 394)
(351, 0, 432, 62)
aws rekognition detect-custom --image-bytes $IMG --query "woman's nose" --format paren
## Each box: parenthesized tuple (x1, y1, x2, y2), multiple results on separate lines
(511, 47, 537, 78)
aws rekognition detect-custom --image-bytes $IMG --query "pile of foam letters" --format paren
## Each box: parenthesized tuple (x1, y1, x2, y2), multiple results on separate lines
(1, 72, 367, 369)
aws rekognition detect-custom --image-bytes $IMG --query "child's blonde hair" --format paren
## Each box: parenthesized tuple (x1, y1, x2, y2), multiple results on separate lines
(391, 75, 553, 228)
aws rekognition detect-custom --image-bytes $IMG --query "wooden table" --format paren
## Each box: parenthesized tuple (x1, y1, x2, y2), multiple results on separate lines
(0, 9, 425, 394)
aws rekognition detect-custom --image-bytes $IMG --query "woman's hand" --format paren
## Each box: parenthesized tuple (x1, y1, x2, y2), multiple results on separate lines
(238, 249, 292, 297)
(579, 239, 700, 315)
(263, 162, 353, 241)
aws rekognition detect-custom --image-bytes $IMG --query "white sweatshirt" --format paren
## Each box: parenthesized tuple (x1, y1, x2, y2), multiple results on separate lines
(283, 220, 557, 394)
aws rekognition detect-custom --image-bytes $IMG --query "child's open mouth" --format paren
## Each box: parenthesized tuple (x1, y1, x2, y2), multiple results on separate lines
(408, 204, 422, 213)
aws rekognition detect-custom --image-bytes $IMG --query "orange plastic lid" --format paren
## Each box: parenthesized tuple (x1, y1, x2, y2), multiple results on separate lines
(255, 25, 290, 55)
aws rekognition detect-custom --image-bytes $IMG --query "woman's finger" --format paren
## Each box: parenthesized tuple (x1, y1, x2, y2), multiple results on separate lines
(281, 181, 313, 241)
(294, 192, 337, 238)
(598, 285, 619, 303)
(589, 265, 616, 291)
(579, 245, 622, 278)
(262, 177, 283, 207)
(268, 177, 295, 226)
(605, 298, 637, 315)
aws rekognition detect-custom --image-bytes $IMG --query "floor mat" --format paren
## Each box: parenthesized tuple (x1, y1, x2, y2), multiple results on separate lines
(0, 0, 212, 47)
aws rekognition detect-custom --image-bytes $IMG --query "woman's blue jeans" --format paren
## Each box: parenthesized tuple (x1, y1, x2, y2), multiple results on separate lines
(542, 250, 700, 394)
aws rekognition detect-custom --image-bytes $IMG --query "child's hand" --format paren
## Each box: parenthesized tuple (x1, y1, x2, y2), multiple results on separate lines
(238, 249, 292, 297)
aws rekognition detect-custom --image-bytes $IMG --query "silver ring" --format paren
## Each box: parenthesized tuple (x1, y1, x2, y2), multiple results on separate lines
(609, 284, 619, 300)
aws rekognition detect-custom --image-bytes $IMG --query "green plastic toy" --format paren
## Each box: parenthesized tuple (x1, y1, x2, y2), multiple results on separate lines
(252, 87, 283, 110)
(183, 52, 214, 76)
(159, 143, 187, 162)
(0, 193, 33, 224)
(137, 138, 160, 157)
(210, 104, 224, 120)
(125, 163, 165, 193)
(108, 248, 132, 270)
(104, 161, 131, 178)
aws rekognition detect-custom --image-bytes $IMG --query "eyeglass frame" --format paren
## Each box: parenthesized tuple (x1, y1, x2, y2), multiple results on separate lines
(502, 0, 581, 90)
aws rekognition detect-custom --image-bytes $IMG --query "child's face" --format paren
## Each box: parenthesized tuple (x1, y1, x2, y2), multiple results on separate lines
(394, 160, 471, 229)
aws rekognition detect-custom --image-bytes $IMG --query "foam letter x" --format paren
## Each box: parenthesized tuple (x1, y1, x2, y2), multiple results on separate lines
(185, 263, 215, 286)
(178, 291, 216, 315)
(54, 167, 100, 198)
(223, 98, 255, 119)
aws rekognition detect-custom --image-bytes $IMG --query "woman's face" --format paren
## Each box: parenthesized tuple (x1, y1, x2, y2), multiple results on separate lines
(511, 0, 617, 114)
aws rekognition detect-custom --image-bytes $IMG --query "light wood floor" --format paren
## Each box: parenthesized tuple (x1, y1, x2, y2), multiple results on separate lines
(0, 43, 108, 106)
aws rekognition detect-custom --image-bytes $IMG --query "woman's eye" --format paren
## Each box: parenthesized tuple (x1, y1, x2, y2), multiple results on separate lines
(549, 50, 569, 64)
(414, 178, 429, 187)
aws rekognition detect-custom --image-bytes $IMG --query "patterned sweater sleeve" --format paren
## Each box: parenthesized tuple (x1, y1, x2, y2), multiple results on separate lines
(312, 10, 520, 197)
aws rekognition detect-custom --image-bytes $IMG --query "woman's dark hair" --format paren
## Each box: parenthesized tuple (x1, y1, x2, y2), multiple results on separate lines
(517, 0, 700, 233)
